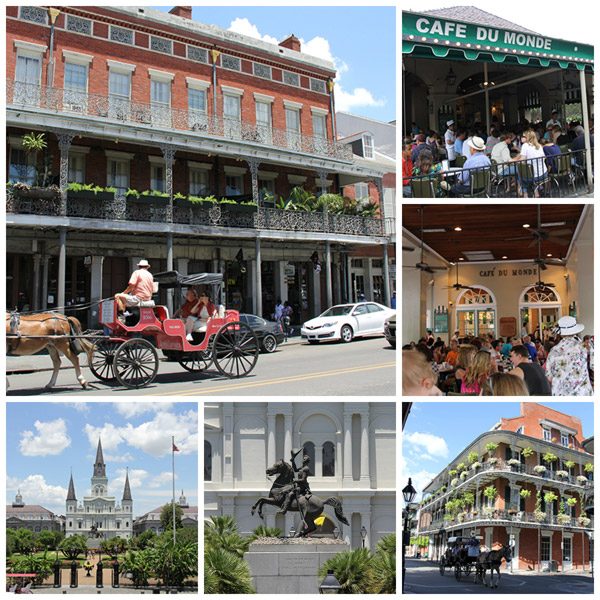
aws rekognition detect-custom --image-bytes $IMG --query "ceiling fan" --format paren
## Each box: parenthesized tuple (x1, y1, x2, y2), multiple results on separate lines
(402, 245, 415, 252)
(445, 262, 478, 291)
(403, 207, 448, 274)
(506, 205, 572, 248)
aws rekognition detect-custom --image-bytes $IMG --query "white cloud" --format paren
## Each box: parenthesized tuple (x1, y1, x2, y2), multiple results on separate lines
(334, 86, 386, 112)
(19, 418, 71, 456)
(228, 17, 279, 45)
(84, 422, 125, 452)
(7, 474, 67, 513)
(62, 403, 90, 413)
(104, 452, 134, 464)
(148, 471, 176, 489)
(300, 35, 335, 63)
(409, 469, 438, 500)
(112, 468, 148, 492)
(404, 432, 449, 459)
(113, 402, 173, 419)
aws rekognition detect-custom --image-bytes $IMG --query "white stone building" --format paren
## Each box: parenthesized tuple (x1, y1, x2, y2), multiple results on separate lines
(65, 439, 133, 540)
(204, 402, 395, 549)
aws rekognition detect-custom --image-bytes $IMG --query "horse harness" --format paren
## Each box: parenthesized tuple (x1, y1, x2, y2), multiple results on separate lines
(6, 311, 72, 355)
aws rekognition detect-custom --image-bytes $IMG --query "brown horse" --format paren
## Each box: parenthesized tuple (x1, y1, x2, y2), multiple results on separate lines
(6, 311, 94, 390)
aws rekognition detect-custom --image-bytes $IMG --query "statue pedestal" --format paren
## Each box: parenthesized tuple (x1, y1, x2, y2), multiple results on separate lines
(245, 538, 350, 594)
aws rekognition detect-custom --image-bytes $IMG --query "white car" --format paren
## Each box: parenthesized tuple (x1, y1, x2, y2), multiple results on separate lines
(301, 302, 396, 344)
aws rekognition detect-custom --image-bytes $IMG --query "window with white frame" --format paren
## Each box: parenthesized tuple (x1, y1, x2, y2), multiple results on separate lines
(150, 164, 165, 192)
(363, 133, 374, 158)
(255, 100, 272, 143)
(108, 68, 131, 119)
(188, 87, 207, 130)
(151, 76, 171, 127)
(107, 158, 130, 193)
(9, 147, 37, 184)
(285, 105, 301, 150)
(516, 426, 524, 435)
(68, 153, 85, 183)
(561, 433, 569, 447)
(354, 182, 370, 200)
(225, 175, 244, 196)
(14, 42, 45, 106)
(64, 62, 88, 112)
(258, 178, 275, 202)
(542, 428, 551, 442)
(189, 167, 209, 196)
(223, 92, 242, 137)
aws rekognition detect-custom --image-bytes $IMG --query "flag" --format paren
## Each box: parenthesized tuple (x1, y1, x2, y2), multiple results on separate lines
(172, 442, 180, 452)
(236, 248, 244, 263)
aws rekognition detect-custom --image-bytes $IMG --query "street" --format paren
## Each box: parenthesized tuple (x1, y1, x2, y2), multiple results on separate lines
(6, 336, 396, 396)
(403, 558, 594, 594)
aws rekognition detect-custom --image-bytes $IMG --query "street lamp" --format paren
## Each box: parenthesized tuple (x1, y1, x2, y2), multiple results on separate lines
(402, 478, 418, 593)
(319, 569, 342, 594)
(289, 526, 296, 538)
(332, 526, 339, 540)
(360, 526, 367, 548)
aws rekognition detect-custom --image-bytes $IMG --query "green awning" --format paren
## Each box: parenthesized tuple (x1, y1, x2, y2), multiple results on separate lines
(403, 11, 594, 72)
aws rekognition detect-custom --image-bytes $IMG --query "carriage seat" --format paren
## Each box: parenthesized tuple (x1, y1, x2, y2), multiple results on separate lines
(138, 299, 155, 308)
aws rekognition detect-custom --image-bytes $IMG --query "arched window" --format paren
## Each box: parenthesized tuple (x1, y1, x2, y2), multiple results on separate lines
(519, 285, 562, 337)
(322, 441, 335, 477)
(204, 440, 212, 481)
(456, 286, 497, 338)
(303, 442, 315, 476)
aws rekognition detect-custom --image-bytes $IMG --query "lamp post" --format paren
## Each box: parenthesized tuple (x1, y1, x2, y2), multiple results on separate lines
(402, 478, 417, 593)
(319, 569, 341, 594)
(289, 526, 296, 539)
(360, 525, 367, 549)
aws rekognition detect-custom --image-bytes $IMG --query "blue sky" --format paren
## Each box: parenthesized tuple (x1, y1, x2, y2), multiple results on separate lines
(151, 5, 396, 122)
(402, 402, 594, 501)
(7, 402, 198, 517)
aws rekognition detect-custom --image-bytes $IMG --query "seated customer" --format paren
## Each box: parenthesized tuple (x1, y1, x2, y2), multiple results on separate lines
(402, 349, 443, 396)
(174, 288, 199, 319)
(442, 136, 490, 196)
(185, 291, 217, 341)
(481, 372, 529, 396)
(509, 345, 551, 395)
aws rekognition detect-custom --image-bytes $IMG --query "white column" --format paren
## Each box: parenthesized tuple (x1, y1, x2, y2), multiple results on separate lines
(364, 258, 374, 301)
(284, 413, 293, 461)
(32, 254, 41, 311)
(57, 228, 67, 310)
(90, 255, 104, 327)
(274, 261, 288, 303)
(343, 411, 353, 484)
(41, 255, 50, 310)
(267, 412, 276, 468)
(310, 265, 321, 316)
(176, 257, 190, 275)
(579, 69, 593, 191)
(360, 411, 370, 485)
(223, 405, 234, 484)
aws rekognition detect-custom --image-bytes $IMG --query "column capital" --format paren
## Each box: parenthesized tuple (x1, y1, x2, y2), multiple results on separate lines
(159, 144, 176, 164)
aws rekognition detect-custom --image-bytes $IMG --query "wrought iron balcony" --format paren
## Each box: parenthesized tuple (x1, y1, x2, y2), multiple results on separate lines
(7, 79, 353, 161)
(6, 189, 385, 238)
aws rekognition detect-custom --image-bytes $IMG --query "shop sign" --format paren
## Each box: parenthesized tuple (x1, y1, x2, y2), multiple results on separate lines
(478, 266, 538, 278)
(285, 264, 296, 277)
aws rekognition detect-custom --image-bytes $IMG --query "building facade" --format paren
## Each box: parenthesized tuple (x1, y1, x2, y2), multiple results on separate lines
(204, 402, 396, 550)
(6, 491, 64, 532)
(65, 439, 133, 540)
(416, 403, 593, 572)
(133, 491, 198, 535)
(6, 5, 392, 326)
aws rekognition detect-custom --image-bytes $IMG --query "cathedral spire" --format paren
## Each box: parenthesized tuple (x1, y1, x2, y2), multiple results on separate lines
(93, 438, 106, 478)
(67, 472, 77, 501)
(122, 468, 132, 501)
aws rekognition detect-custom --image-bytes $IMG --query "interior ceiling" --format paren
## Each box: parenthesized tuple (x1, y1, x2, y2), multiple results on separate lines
(402, 204, 585, 263)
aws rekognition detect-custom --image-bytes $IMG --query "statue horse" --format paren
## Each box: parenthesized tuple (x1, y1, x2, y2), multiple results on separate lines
(250, 459, 349, 537)
(6, 311, 94, 390)
(476, 544, 512, 588)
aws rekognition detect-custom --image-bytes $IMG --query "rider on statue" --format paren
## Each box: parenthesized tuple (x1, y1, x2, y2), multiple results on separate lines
(279, 449, 312, 514)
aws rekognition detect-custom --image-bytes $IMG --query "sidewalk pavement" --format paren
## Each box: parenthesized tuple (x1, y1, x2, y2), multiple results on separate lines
(7, 334, 305, 374)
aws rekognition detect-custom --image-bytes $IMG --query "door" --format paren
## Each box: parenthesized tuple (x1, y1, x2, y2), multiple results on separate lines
(477, 310, 495, 338)
(365, 302, 386, 333)
(562, 537, 572, 571)
(351, 304, 369, 333)
(540, 535, 551, 570)
(15, 54, 41, 105)
(458, 310, 475, 336)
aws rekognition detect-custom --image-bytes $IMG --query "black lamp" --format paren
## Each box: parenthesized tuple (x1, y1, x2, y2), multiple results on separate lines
(319, 569, 342, 594)
(360, 525, 367, 548)
(332, 526, 339, 540)
(403, 478, 417, 504)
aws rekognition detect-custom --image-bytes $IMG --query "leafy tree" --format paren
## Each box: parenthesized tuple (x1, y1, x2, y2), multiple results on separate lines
(120, 549, 153, 588)
(371, 534, 396, 593)
(59, 534, 88, 560)
(318, 548, 375, 594)
(129, 529, 156, 550)
(204, 516, 250, 558)
(204, 546, 255, 594)
(100, 536, 128, 558)
(148, 535, 198, 587)
(37, 530, 64, 551)
(9, 550, 54, 584)
(160, 502, 184, 531)
(11, 528, 36, 555)
(251, 525, 282, 540)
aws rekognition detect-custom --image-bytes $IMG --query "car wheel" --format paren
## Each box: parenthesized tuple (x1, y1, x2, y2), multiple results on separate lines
(262, 334, 277, 353)
(340, 325, 354, 343)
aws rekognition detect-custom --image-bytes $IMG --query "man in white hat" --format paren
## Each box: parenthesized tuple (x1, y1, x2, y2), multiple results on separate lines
(115, 259, 155, 314)
(442, 136, 490, 196)
(545, 316, 593, 396)
(444, 120, 457, 165)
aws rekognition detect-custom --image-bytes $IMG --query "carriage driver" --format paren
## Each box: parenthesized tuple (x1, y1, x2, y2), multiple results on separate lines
(467, 534, 480, 559)
(115, 259, 154, 315)
(279, 449, 312, 515)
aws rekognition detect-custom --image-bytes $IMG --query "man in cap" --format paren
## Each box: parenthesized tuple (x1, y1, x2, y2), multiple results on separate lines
(115, 259, 155, 314)
(444, 120, 457, 165)
(442, 136, 490, 196)
(545, 110, 562, 131)
(545, 316, 593, 396)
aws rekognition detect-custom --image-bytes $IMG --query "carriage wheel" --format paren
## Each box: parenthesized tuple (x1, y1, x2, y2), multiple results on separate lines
(114, 338, 159, 389)
(89, 340, 120, 381)
(465, 563, 472, 577)
(439, 558, 445, 576)
(179, 353, 210, 372)
(213, 321, 259, 378)
(454, 564, 462, 581)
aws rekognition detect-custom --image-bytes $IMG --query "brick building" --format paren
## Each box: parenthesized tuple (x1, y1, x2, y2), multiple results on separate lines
(6, 5, 392, 325)
(416, 403, 593, 572)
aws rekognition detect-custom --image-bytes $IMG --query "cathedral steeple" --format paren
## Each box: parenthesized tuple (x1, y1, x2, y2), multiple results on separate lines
(122, 468, 132, 501)
(67, 473, 77, 501)
(93, 438, 106, 477)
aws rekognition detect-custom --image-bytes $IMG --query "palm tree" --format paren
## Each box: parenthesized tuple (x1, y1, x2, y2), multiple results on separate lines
(250, 525, 282, 540)
(318, 548, 374, 594)
(204, 546, 255, 594)
(205, 516, 250, 558)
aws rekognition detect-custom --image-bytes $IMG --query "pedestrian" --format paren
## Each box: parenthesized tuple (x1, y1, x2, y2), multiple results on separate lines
(273, 298, 283, 322)
(115, 259, 154, 316)
(390, 291, 396, 310)
(444, 120, 457, 166)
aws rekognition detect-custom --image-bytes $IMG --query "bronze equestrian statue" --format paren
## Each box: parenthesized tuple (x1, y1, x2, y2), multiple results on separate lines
(251, 449, 349, 537)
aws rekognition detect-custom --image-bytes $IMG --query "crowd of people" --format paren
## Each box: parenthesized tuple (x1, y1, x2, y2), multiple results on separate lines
(402, 316, 594, 396)
(402, 112, 594, 197)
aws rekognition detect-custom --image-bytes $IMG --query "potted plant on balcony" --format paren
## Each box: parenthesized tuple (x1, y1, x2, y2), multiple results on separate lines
(555, 470, 569, 480)
(456, 462, 467, 473)
(544, 491, 557, 504)
(485, 442, 499, 455)
(460, 471, 469, 481)
(576, 475, 588, 484)
(533, 465, 547, 476)
(578, 515, 591, 527)
(557, 511, 571, 525)
(67, 183, 116, 202)
(467, 451, 479, 465)
(522, 447, 534, 458)
(543, 452, 558, 465)
(564, 460, 575, 470)
(188, 194, 217, 206)
(584, 463, 594, 474)
(533, 492, 546, 522)
(487, 457, 498, 466)
(139, 189, 169, 204)
(450, 478, 459, 487)
(566, 497, 577, 508)
(448, 469, 458, 478)
(471, 461, 482, 471)
(16, 132, 58, 197)
(507, 458, 521, 471)
(520, 489, 531, 504)
(483, 486, 497, 502)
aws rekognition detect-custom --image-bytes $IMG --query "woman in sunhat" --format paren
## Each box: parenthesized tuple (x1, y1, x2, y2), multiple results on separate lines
(545, 316, 593, 396)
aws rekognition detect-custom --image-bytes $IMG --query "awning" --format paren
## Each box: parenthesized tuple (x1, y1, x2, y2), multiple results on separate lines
(403, 11, 594, 72)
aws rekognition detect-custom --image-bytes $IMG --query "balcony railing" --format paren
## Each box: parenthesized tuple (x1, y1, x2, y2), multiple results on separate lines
(7, 79, 353, 161)
(6, 189, 385, 238)
(422, 509, 593, 532)
(421, 459, 593, 509)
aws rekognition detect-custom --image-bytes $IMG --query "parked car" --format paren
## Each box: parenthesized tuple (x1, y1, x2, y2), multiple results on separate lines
(384, 315, 396, 348)
(301, 302, 395, 344)
(239, 313, 285, 353)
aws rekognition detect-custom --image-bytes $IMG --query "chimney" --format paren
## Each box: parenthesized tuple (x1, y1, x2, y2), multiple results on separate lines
(169, 6, 192, 19)
(279, 34, 301, 53)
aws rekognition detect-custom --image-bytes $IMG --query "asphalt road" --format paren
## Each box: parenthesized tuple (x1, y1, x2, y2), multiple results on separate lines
(6, 336, 396, 396)
(404, 558, 594, 594)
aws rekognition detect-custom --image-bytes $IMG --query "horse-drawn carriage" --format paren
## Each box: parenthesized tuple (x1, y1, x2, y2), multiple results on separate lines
(439, 536, 482, 581)
(89, 270, 260, 388)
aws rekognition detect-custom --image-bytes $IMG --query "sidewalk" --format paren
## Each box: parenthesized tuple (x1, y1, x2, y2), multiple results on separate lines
(7, 334, 305, 374)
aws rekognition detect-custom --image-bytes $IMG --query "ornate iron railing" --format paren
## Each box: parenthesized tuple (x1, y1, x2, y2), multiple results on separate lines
(7, 189, 385, 237)
(7, 79, 353, 161)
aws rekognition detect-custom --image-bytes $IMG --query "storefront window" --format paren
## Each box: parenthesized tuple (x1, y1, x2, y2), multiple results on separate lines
(519, 285, 561, 337)
(456, 286, 496, 337)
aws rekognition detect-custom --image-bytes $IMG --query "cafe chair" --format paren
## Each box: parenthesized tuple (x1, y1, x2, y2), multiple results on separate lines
(550, 153, 576, 195)
(410, 177, 436, 198)
(469, 168, 491, 198)
(455, 154, 467, 168)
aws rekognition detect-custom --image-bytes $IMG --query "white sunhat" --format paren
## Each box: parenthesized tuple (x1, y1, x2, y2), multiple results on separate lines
(137, 259, 151, 268)
(471, 136, 486, 151)
(555, 316, 584, 336)
(446, 119, 455, 126)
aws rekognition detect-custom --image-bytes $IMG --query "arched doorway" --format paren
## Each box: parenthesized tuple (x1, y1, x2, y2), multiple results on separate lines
(519, 285, 562, 338)
(456, 286, 496, 337)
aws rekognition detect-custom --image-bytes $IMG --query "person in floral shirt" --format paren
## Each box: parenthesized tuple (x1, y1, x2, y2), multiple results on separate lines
(545, 316, 593, 396)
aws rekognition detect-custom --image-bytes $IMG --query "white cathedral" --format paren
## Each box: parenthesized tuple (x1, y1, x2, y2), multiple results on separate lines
(65, 438, 133, 540)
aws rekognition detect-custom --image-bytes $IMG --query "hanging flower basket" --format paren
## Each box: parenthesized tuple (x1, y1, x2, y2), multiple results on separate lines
(451, 478, 459, 487)
(557, 514, 571, 525)
(487, 458, 498, 466)
(578, 516, 591, 527)
(533, 465, 547, 474)
(471, 462, 482, 470)
(576, 475, 589, 484)
(555, 470, 569, 479)
(534, 510, 547, 522)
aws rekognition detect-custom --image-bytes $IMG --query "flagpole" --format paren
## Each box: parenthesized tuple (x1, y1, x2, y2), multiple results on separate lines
(172, 435, 176, 545)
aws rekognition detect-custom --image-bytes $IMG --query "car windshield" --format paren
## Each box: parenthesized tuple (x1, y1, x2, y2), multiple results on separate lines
(320, 305, 353, 317)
